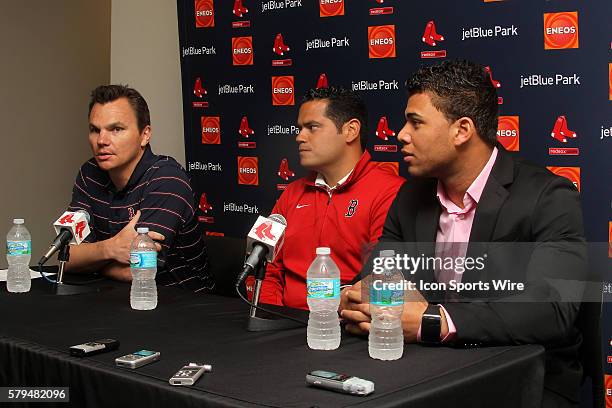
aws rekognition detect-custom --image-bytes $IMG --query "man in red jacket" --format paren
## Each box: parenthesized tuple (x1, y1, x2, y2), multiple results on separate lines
(260, 87, 405, 309)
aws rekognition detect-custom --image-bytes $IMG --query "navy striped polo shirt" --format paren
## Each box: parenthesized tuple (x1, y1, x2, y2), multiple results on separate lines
(67, 145, 213, 292)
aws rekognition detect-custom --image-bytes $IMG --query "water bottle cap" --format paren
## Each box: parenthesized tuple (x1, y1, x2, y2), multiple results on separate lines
(316, 247, 331, 255)
(379, 250, 395, 257)
(137, 227, 149, 234)
(13, 218, 24, 225)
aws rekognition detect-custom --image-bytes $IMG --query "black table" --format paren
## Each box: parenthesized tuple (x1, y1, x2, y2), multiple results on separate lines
(0, 278, 545, 407)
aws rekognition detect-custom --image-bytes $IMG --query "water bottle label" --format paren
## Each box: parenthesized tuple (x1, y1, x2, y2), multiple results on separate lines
(7, 240, 31, 256)
(307, 278, 340, 299)
(130, 251, 157, 268)
(370, 284, 404, 306)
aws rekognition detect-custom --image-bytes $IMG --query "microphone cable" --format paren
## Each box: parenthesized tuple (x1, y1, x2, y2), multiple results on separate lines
(235, 284, 307, 326)
(38, 263, 106, 286)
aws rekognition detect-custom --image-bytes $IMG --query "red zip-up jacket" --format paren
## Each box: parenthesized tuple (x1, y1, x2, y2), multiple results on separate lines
(260, 151, 405, 310)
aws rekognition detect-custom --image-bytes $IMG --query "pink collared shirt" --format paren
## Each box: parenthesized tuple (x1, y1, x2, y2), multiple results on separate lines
(419, 147, 498, 342)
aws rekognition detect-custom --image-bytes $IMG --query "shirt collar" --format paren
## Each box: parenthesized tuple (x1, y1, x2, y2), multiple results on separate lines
(436, 147, 498, 213)
(315, 168, 354, 192)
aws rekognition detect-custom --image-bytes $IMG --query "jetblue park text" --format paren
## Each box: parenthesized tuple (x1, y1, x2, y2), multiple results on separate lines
(223, 202, 259, 214)
(352, 80, 399, 91)
(182, 46, 216, 57)
(262, 0, 302, 12)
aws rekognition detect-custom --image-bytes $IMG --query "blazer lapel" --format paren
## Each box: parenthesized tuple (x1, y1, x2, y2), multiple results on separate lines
(469, 149, 514, 243)
(415, 180, 440, 257)
(464, 149, 514, 283)
(415, 190, 440, 290)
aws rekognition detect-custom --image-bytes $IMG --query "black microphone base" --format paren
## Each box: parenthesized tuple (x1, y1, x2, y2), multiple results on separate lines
(49, 283, 100, 296)
(246, 315, 303, 332)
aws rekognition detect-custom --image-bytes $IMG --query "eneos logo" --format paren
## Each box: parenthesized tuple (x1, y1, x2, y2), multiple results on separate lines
(609, 63, 612, 100)
(237, 156, 259, 185)
(232, 36, 254, 66)
(609, 221, 612, 258)
(547, 166, 580, 192)
(374, 161, 399, 176)
(368, 25, 396, 59)
(606, 375, 612, 406)
(272, 76, 295, 106)
(201, 116, 221, 144)
(195, 0, 214, 28)
(497, 116, 520, 151)
(544, 12, 579, 50)
(319, 0, 344, 17)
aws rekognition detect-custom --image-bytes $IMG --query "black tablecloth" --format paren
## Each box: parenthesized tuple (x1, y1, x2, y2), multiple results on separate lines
(0, 278, 545, 407)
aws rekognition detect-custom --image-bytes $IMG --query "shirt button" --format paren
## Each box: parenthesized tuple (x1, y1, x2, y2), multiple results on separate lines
(457, 214, 465, 220)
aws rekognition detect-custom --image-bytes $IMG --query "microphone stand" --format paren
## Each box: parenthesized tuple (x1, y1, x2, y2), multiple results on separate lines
(249, 260, 266, 318)
(246, 260, 303, 332)
(56, 244, 69, 284)
(48, 245, 99, 296)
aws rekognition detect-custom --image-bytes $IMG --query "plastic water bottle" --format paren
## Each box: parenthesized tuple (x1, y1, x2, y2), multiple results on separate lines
(369, 250, 404, 360)
(6, 218, 32, 293)
(306, 247, 341, 350)
(130, 227, 157, 310)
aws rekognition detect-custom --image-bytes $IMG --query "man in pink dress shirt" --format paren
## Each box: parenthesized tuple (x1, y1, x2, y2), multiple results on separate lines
(340, 60, 587, 407)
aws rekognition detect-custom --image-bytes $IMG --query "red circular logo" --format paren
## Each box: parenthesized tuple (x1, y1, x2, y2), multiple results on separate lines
(237, 156, 259, 185)
(271, 76, 295, 106)
(232, 37, 254, 66)
(544, 12, 579, 49)
(496, 116, 520, 152)
(201, 116, 221, 144)
(368, 25, 396, 59)
(547, 166, 580, 192)
(195, 0, 214, 28)
(319, 0, 344, 17)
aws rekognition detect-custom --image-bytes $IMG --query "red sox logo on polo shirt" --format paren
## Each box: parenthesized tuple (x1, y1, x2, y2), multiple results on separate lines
(345, 199, 358, 217)
(128, 207, 136, 220)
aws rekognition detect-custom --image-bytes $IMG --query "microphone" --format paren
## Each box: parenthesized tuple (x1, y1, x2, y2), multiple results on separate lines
(235, 214, 287, 286)
(38, 210, 91, 265)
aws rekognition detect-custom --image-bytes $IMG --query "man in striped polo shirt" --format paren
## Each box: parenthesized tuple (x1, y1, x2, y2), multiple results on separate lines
(65, 85, 212, 292)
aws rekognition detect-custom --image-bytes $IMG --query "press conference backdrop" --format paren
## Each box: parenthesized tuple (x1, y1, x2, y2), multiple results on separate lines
(176, 0, 611, 393)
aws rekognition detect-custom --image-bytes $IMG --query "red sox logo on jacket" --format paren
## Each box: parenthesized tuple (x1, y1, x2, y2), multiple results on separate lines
(345, 199, 359, 217)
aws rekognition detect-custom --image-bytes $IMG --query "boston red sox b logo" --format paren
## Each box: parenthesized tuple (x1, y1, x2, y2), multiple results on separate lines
(345, 199, 359, 217)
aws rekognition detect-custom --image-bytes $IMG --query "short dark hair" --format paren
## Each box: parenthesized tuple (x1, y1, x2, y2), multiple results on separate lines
(405, 60, 499, 146)
(88, 85, 151, 133)
(302, 86, 368, 150)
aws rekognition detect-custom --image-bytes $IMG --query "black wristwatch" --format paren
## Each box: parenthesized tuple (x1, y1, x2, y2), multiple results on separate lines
(420, 304, 441, 345)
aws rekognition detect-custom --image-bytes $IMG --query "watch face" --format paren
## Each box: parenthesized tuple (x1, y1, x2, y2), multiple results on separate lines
(421, 306, 441, 343)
